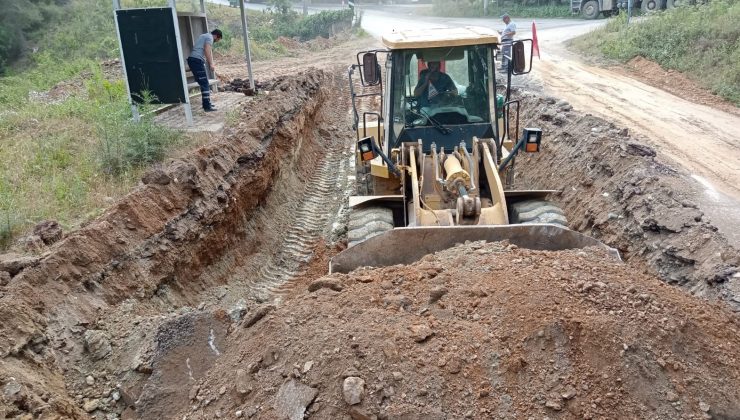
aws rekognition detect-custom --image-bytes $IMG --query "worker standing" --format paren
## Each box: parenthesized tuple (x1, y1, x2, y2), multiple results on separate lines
(499, 14, 516, 71)
(187, 29, 222, 112)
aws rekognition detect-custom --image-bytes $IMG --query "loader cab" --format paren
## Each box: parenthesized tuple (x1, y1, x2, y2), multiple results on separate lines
(388, 44, 495, 152)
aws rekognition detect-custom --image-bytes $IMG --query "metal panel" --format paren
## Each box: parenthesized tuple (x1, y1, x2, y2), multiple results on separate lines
(116, 8, 186, 104)
(329, 225, 621, 273)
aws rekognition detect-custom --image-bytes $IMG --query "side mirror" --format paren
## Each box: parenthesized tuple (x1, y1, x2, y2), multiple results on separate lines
(362, 53, 380, 86)
(512, 41, 527, 74)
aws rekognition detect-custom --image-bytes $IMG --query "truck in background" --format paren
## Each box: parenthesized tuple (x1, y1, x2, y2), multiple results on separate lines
(571, 0, 689, 19)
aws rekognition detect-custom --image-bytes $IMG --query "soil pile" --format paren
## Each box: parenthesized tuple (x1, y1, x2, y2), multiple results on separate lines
(514, 92, 740, 310)
(173, 241, 740, 419)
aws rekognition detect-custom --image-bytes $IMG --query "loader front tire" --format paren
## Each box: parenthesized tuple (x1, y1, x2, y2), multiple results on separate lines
(509, 200, 568, 227)
(347, 207, 394, 248)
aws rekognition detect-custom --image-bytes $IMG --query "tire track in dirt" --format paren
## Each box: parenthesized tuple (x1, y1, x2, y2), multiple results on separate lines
(248, 136, 354, 301)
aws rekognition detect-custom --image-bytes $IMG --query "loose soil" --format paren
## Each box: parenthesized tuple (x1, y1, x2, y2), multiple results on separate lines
(615, 56, 740, 118)
(1, 31, 740, 420)
(171, 242, 740, 420)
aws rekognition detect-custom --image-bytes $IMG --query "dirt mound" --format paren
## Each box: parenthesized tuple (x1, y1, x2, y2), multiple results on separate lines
(616, 57, 739, 117)
(514, 92, 740, 310)
(0, 69, 343, 419)
(171, 241, 740, 419)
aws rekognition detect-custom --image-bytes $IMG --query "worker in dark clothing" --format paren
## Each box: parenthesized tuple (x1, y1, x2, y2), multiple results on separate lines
(187, 29, 222, 112)
(413, 61, 458, 107)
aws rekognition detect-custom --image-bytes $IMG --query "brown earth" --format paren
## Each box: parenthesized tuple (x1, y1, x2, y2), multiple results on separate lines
(170, 242, 740, 420)
(513, 91, 740, 308)
(614, 56, 740, 118)
(0, 69, 348, 419)
(2, 33, 740, 420)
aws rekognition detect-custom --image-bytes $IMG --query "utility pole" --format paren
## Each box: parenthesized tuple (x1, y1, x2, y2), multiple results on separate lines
(303, 0, 308, 15)
(483, 0, 488, 16)
(239, 0, 256, 91)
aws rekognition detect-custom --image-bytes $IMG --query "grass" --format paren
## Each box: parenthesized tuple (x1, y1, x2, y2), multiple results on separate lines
(0, 64, 185, 249)
(0, 0, 358, 249)
(570, 0, 740, 105)
(430, 0, 573, 18)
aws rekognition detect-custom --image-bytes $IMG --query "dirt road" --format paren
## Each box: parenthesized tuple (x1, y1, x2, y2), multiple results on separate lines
(359, 9, 740, 246)
(527, 23, 740, 247)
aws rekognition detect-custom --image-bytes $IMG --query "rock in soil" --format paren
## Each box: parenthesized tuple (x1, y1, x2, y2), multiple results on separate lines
(273, 379, 318, 420)
(342, 377, 365, 405)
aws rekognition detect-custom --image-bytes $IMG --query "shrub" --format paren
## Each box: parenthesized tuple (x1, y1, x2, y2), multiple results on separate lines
(572, 0, 740, 105)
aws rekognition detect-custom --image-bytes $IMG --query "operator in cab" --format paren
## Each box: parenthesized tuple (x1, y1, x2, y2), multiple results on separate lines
(413, 61, 458, 107)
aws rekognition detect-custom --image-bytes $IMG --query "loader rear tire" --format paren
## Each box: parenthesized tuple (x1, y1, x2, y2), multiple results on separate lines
(348, 207, 394, 248)
(509, 200, 568, 227)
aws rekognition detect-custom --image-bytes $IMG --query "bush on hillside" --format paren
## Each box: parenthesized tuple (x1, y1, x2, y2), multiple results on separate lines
(0, 0, 69, 74)
(575, 0, 740, 104)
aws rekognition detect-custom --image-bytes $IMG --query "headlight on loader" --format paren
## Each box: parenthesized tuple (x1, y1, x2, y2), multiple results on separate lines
(524, 127, 542, 153)
(358, 136, 378, 162)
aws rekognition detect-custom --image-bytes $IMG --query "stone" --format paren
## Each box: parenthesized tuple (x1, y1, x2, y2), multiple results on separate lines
(392, 372, 403, 381)
(308, 278, 344, 293)
(0, 253, 39, 276)
(83, 398, 100, 413)
(699, 401, 710, 412)
(3, 380, 22, 401)
(85, 375, 95, 386)
(32, 220, 63, 245)
(273, 379, 318, 420)
(189, 385, 200, 400)
(0, 270, 10, 286)
(229, 299, 248, 322)
(235, 410, 244, 418)
(626, 142, 656, 158)
(243, 305, 274, 328)
(236, 369, 252, 395)
(545, 399, 562, 411)
(561, 386, 577, 400)
(447, 357, 462, 374)
(666, 391, 679, 402)
(245, 407, 258, 418)
(84, 330, 112, 360)
(111, 390, 121, 402)
(409, 324, 434, 343)
(219, 386, 227, 395)
(349, 407, 377, 420)
(141, 168, 171, 185)
(429, 287, 448, 304)
(343, 377, 365, 405)
(302, 360, 314, 373)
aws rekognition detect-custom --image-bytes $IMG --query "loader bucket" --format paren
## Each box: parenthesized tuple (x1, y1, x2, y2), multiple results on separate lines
(330, 225, 620, 274)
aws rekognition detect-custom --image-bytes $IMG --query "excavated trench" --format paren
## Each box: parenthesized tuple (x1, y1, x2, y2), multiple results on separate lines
(1, 67, 739, 419)
(0, 69, 355, 419)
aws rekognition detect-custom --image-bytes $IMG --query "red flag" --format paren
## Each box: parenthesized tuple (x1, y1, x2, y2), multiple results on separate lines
(532, 21, 541, 59)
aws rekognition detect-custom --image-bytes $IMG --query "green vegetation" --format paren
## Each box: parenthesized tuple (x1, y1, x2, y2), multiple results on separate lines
(0, 0, 68, 75)
(0, 64, 184, 249)
(208, 4, 354, 59)
(431, 0, 572, 18)
(571, 0, 740, 105)
(0, 0, 357, 249)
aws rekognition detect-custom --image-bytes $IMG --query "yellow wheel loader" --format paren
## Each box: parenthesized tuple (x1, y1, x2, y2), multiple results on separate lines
(331, 26, 617, 273)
